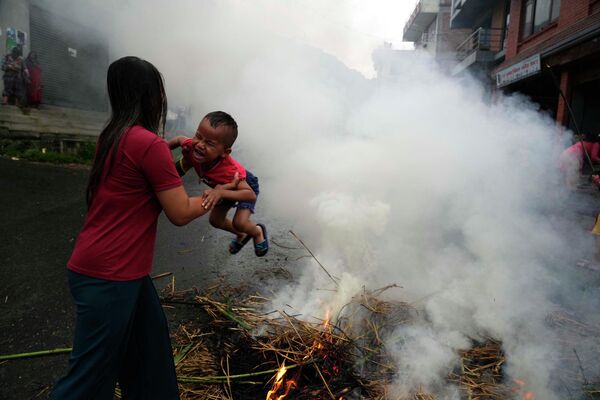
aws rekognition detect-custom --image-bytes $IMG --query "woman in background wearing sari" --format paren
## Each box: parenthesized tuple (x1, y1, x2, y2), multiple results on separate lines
(25, 51, 42, 108)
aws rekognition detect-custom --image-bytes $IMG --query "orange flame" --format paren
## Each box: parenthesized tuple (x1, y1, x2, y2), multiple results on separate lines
(274, 363, 287, 382)
(513, 378, 536, 400)
(266, 363, 296, 400)
(323, 309, 331, 328)
(306, 309, 333, 358)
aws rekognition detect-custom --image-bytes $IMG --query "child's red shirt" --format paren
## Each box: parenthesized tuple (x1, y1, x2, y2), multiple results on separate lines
(181, 138, 247, 187)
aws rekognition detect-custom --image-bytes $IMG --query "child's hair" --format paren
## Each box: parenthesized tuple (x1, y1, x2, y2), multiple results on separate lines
(205, 111, 238, 148)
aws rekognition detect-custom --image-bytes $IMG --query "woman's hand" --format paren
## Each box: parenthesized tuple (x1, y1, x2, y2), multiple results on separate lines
(231, 172, 241, 188)
(202, 188, 222, 209)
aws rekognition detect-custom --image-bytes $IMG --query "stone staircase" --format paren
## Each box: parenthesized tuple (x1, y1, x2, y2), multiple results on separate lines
(0, 104, 107, 146)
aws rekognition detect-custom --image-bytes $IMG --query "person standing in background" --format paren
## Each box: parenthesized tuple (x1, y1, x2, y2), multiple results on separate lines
(558, 134, 600, 189)
(1, 46, 27, 107)
(25, 51, 42, 108)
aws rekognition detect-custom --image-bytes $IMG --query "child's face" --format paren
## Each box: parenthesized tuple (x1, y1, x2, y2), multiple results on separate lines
(189, 118, 231, 165)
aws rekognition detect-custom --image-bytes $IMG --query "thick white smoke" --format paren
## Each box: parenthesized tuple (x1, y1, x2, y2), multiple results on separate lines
(42, 0, 598, 397)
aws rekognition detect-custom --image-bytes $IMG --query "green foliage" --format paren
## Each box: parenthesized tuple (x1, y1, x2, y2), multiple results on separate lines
(0, 139, 96, 165)
(77, 142, 97, 161)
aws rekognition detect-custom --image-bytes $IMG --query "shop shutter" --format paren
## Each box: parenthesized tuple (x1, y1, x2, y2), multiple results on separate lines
(29, 5, 108, 112)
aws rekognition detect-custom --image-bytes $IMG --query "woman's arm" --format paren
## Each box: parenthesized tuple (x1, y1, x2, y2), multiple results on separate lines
(156, 186, 210, 226)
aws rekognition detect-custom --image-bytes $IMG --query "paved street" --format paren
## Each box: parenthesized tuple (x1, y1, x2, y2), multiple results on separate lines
(0, 157, 299, 399)
(1, 156, 600, 399)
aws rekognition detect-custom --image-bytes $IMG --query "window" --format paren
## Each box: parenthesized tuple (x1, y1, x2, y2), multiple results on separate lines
(521, 0, 561, 39)
(502, 0, 511, 49)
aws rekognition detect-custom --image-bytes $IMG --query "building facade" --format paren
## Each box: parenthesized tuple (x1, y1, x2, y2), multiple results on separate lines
(403, 0, 472, 70)
(0, 0, 108, 111)
(450, 0, 512, 83)
(492, 0, 600, 133)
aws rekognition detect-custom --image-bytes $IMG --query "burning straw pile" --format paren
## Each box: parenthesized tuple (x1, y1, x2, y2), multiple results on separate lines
(155, 282, 526, 400)
(165, 284, 411, 399)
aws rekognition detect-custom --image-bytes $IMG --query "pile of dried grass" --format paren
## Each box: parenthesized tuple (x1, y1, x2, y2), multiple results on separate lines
(159, 283, 599, 400)
(158, 283, 487, 399)
(448, 340, 514, 399)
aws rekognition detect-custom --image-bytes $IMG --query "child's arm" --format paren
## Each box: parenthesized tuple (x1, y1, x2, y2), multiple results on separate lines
(212, 172, 241, 191)
(202, 180, 256, 209)
(214, 181, 240, 191)
(167, 135, 188, 150)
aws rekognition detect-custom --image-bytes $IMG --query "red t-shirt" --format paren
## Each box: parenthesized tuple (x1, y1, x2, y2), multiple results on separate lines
(68, 126, 183, 281)
(181, 138, 246, 186)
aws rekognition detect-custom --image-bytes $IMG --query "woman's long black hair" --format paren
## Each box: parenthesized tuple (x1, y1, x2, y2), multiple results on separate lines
(86, 56, 167, 206)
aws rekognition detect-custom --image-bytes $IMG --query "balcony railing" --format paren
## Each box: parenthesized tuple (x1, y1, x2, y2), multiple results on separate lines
(455, 27, 506, 61)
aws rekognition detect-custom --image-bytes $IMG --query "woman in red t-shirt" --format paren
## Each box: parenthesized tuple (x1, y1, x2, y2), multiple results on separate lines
(49, 57, 213, 400)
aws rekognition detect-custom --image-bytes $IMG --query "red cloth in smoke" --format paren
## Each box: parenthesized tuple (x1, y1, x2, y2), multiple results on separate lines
(181, 137, 247, 187)
(593, 175, 600, 190)
(27, 63, 42, 105)
(559, 141, 600, 171)
(68, 126, 182, 281)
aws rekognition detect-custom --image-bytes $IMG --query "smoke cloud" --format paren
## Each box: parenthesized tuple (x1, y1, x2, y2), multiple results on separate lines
(41, 0, 600, 397)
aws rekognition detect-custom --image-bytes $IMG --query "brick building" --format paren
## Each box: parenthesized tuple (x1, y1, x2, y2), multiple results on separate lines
(450, 0, 511, 84)
(403, 0, 471, 71)
(493, 0, 600, 134)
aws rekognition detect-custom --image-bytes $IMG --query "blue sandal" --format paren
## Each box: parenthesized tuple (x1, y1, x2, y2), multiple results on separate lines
(229, 234, 252, 254)
(254, 223, 269, 257)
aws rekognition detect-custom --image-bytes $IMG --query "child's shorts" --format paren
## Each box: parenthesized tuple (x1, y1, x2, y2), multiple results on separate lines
(592, 213, 600, 236)
(220, 171, 259, 214)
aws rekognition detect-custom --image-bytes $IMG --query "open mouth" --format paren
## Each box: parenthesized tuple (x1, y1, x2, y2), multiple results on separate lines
(191, 149, 205, 162)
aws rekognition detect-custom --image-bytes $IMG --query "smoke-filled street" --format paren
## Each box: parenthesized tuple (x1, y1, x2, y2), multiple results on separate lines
(2, 0, 600, 399)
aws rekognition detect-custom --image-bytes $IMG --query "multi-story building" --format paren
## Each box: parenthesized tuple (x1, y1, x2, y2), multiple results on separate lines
(491, 0, 600, 133)
(403, 0, 472, 70)
(450, 0, 512, 83)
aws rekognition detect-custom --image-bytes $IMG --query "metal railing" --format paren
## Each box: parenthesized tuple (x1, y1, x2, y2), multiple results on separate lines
(455, 27, 506, 61)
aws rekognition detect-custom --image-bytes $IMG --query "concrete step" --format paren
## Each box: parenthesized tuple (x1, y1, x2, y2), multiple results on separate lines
(0, 103, 108, 115)
(0, 112, 104, 128)
(0, 104, 105, 142)
(1, 123, 99, 137)
(0, 105, 108, 124)
(0, 116, 103, 132)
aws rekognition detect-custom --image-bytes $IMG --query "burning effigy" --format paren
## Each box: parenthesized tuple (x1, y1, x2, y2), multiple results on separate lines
(130, 280, 600, 400)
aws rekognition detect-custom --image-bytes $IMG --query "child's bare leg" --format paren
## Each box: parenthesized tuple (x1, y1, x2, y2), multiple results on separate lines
(209, 204, 243, 240)
(232, 209, 264, 243)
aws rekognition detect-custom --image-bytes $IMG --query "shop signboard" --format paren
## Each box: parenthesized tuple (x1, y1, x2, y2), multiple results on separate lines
(496, 53, 541, 88)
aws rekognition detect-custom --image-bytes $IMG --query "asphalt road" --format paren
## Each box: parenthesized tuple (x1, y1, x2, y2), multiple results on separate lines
(2, 156, 599, 399)
(0, 157, 300, 399)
